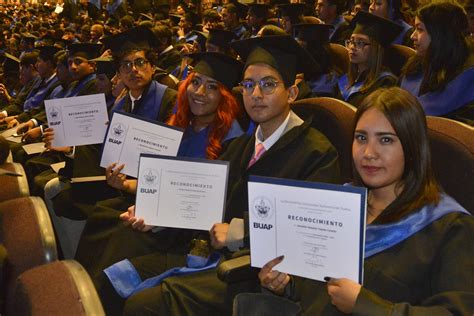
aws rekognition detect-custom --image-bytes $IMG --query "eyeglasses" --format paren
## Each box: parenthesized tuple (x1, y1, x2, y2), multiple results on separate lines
(345, 39, 371, 49)
(68, 57, 88, 66)
(119, 58, 149, 73)
(239, 78, 280, 95)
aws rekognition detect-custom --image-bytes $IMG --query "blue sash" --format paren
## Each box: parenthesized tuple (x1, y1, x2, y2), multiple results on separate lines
(64, 73, 96, 97)
(104, 252, 221, 298)
(23, 76, 59, 112)
(47, 84, 67, 99)
(338, 72, 395, 101)
(309, 73, 339, 97)
(392, 19, 412, 45)
(365, 194, 469, 258)
(400, 67, 474, 116)
(110, 81, 167, 120)
(329, 15, 346, 41)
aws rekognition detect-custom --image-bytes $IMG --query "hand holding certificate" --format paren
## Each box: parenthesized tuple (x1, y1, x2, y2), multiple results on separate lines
(135, 154, 229, 230)
(248, 176, 367, 284)
(100, 112, 184, 178)
(45, 93, 109, 147)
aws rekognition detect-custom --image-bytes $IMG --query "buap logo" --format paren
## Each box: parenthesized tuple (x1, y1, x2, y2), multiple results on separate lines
(50, 106, 59, 119)
(252, 197, 274, 220)
(111, 123, 126, 139)
(141, 168, 159, 187)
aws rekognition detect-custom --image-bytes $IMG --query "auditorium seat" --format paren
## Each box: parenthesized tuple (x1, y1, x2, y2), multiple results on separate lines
(328, 43, 349, 73)
(13, 260, 104, 316)
(0, 162, 30, 202)
(233, 293, 300, 316)
(291, 97, 357, 183)
(384, 44, 415, 76)
(426, 116, 474, 213)
(0, 196, 58, 313)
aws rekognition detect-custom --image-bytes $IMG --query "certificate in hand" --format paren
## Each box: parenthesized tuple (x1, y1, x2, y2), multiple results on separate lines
(248, 176, 367, 284)
(135, 154, 229, 230)
(100, 111, 184, 177)
(45, 93, 109, 147)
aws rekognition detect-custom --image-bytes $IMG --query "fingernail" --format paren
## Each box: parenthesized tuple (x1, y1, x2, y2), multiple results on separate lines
(277, 255, 284, 260)
(324, 276, 331, 282)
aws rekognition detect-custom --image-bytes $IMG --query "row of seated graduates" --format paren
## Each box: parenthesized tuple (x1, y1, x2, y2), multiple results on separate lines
(0, 1, 472, 314)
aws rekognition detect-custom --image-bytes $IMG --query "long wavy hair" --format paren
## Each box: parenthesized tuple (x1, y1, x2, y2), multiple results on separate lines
(401, 1, 470, 95)
(353, 87, 441, 223)
(167, 72, 240, 160)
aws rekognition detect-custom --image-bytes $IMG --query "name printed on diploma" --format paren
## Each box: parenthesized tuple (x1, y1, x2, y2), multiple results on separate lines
(135, 155, 229, 231)
(248, 176, 367, 284)
(100, 112, 184, 177)
(45, 93, 109, 147)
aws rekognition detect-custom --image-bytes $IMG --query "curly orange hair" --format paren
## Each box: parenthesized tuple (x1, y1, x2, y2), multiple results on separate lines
(167, 72, 241, 160)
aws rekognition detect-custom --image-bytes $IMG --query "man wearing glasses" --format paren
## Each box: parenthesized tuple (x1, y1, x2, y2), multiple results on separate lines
(44, 26, 177, 260)
(118, 35, 341, 315)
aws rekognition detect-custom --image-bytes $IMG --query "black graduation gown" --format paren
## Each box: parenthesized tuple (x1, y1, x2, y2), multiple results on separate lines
(93, 118, 342, 315)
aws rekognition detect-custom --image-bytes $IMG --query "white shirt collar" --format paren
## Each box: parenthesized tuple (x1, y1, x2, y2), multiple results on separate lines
(45, 73, 56, 84)
(254, 111, 291, 151)
(129, 91, 142, 111)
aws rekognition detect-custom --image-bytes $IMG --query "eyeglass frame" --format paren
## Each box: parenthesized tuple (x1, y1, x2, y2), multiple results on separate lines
(239, 77, 281, 96)
(119, 58, 150, 73)
(344, 39, 371, 49)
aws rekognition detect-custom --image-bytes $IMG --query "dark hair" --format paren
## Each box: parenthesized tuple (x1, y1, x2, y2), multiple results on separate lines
(347, 37, 385, 93)
(353, 87, 441, 223)
(328, 0, 348, 15)
(153, 25, 172, 46)
(401, 1, 470, 94)
(113, 49, 157, 69)
(20, 51, 39, 67)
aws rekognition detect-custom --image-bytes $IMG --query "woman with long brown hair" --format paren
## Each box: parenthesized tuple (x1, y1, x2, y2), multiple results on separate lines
(337, 11, 401, 107)
(256, 87, 473, 315)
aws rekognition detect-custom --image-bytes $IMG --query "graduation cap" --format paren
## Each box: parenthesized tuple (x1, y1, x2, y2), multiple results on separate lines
(233, 2, 249, 20)
(187, 52, 243, 89)
(103, 26, 158, 55)
(351, 11, 403, 47)
(66, 43, 102, 60)
(293, 23, 333, 44)
(140, 13, 153, 21)
(186, 30, 208, 50)
(207, 28, 237, 50)
(277, 3, 305, 21)
(247, 3, 270, 19)
(230, 35, 320, 86)
(37, 45, 61, 62)
(21, 32, 37, 43)
(169, 14, 183, 25)
(90, 56, 116, 80)
(2, 53, 20, 73)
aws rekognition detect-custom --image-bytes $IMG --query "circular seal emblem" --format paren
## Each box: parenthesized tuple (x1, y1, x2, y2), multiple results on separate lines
(49, 106, 60, 119)
(141, 168, 159, 186)
(111, 123, 126, 139)
(251, 197, 274, 220)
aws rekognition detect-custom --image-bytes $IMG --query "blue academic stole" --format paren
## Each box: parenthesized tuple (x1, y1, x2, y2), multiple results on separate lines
(392, 19, 412, 45)
(338, 72, 394, 101)
(401, 67, 474, 116)
(365, 194, 469, 258)
(110, 80, 167, 121)
(309, 72, 339, 96)
(23, 75, 59, 112)
(64, 73, 96, 97)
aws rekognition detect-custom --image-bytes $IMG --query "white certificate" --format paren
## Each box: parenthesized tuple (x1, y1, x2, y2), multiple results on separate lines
(100, 111, 184, 178)
(45, 93, 109, 147)
(248, 176, 367, 284)
(22, 142, 46, 155)
(135, 154, 229, 230)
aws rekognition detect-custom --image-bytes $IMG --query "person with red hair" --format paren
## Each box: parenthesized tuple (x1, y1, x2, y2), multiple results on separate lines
(168, 53, 244, 160)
